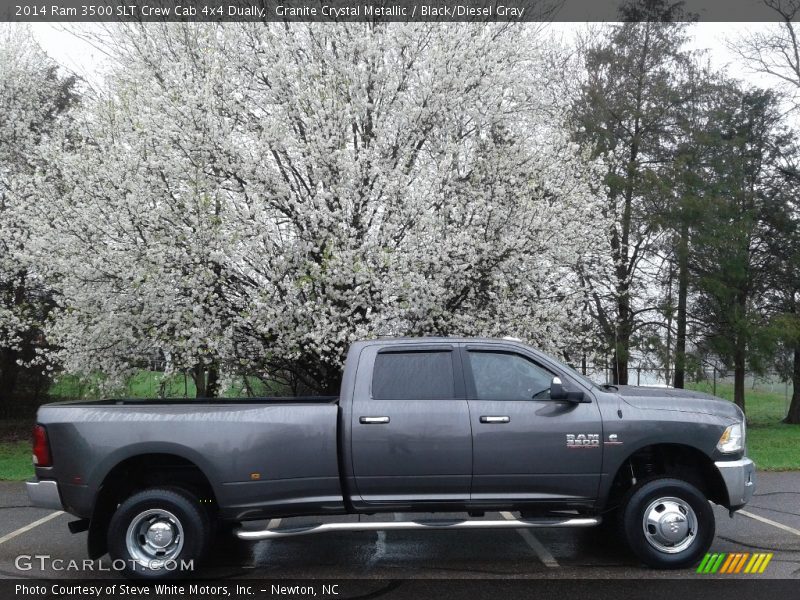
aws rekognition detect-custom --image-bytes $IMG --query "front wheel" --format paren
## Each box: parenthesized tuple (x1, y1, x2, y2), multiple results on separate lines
(107, 487, 211, 579)
(621, 477, 714, 569)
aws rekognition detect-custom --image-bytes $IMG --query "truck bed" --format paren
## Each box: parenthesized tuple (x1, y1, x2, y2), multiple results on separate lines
(38, 398, 345, 520)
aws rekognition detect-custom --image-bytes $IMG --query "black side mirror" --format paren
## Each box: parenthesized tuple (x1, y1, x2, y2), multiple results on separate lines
(550, 376, 589, 403)
(550, 376, 566, 400)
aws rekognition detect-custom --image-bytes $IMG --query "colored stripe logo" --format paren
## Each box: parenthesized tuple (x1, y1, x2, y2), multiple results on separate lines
(697, 552, 773, 574)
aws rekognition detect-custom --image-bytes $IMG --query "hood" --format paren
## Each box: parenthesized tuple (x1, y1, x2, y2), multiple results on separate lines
(614, 385, 743, 421)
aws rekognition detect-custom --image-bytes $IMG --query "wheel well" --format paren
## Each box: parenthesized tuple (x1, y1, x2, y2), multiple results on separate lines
(606, 444, 728, 511)
(87, 454, 216, 559)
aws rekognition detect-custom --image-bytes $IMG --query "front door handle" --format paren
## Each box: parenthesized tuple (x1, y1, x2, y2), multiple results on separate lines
(360, 416, 390, 424)
(480, 416, 510, 423)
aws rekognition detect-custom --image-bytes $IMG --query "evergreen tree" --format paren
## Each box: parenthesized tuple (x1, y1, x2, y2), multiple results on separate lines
(572, 2, 695, 384)
(691, 85, 790, 413)
(759, 140, 800, 423)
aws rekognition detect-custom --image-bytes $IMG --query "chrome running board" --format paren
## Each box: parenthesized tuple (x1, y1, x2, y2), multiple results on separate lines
(235, 516, 600, 541)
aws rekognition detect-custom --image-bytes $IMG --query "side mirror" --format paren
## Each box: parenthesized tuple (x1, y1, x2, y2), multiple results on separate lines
(550, 376, 589, 403)
(550, 376, 566, 400)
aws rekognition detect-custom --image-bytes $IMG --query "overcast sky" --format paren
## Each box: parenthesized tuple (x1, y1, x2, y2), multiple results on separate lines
(29, 22, 778, 90)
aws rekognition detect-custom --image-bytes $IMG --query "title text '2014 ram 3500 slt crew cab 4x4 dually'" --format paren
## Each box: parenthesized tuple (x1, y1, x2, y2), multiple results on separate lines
(27, 338, 756, 578)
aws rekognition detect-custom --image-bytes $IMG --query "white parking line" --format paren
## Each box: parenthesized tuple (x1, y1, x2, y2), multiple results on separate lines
(242, 518, 282, 568)
(500, 511, 559, 567)
(0, 511, 64, 545)
(739, 509, 800, 537)
(364, 513, 402, 570)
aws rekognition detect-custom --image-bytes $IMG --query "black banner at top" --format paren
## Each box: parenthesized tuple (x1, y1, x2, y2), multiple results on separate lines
(1, 0, 796, 23)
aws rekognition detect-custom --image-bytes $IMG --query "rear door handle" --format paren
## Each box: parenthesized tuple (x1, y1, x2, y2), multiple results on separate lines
(480, 416, 510, 423)
(359, 416, 390, 424)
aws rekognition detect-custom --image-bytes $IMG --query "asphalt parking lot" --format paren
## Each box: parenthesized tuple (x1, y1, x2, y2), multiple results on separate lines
(1, 473, 798, 580)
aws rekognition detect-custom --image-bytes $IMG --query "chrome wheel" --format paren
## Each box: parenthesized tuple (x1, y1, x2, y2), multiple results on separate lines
(125, 508, 184, 568)
(642, 496, 697, 554)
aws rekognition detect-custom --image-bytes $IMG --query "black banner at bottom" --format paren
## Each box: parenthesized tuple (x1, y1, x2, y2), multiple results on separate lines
(4, 579, 800, 600)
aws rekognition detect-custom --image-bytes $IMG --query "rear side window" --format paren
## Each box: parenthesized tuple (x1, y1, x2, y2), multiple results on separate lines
(372, 351, 455, 400)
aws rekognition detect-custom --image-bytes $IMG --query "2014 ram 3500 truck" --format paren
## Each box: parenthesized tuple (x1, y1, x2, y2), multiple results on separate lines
(27, 338, 755, 578)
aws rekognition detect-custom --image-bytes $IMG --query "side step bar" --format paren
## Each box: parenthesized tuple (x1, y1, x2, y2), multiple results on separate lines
(236, 516, 600, 541)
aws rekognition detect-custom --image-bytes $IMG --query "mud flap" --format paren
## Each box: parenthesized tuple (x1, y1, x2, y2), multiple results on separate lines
(87, 495, 116, 560)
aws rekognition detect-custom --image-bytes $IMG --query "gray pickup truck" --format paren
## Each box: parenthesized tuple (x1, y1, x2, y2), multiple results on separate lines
(27, 338, 755, 577)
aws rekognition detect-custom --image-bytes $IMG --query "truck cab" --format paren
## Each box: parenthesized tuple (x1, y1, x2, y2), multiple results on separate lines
(342, 339, 602, 510)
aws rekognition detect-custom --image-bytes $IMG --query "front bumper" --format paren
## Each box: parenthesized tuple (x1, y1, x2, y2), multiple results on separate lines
(715, 457, 756, 509)
(26, 479, 64, 511)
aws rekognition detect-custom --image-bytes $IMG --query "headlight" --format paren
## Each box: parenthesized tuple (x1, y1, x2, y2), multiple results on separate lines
(717, 422, 745, 454)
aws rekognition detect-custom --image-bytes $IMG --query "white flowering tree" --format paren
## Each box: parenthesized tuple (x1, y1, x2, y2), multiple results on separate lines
(34, 25, 238, 397)
(39, 23, 607, 395)
(0, 25, 76, 401)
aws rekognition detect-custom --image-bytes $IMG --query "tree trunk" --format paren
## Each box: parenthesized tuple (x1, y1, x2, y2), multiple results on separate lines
(733, 347, 746, 413)
(206, 366, 219, 398)
(664, 267, 673, 386)
(193, 365, 207, 398)
(0, 273, 25, 404)
(785, 343, 800, 424)
(732, 283, 749, 413)
(192, 364, 219, 398)
(612, 293, 631, 385)
(0, 347, 20, 405)
(673, 223, 689, 389)
(612, 350, 628, 385)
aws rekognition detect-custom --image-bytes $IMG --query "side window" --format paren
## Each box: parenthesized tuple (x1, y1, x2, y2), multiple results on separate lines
(468, 351, 554, 401)
(372, 351, 455, 400)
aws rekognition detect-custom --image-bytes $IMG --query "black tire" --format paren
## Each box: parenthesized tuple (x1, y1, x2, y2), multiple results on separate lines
(107, 487, 211, 579)
(620, 477, 714, 569)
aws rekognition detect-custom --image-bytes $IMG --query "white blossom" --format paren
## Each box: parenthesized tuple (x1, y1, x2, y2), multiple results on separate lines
(0, 25, 73, 363)
(36, 23, 609, 393)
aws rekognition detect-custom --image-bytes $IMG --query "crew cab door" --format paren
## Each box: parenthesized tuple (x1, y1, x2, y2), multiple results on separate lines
(350, 344, 472, 503)
(462, 345, 603, 503)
